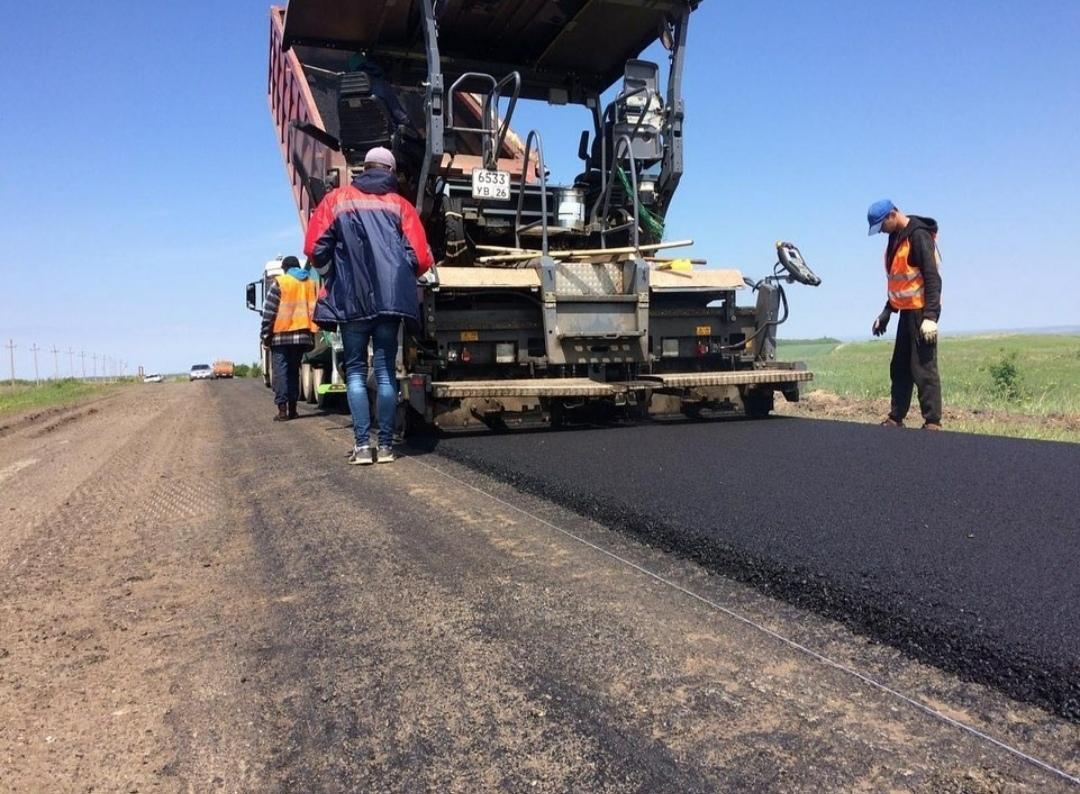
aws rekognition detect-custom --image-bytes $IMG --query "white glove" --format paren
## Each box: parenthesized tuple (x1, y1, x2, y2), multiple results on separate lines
(920, 318, 938, 343)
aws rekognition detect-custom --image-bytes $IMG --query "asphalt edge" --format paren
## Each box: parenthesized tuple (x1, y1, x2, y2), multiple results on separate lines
(427, 443, 1080, 724)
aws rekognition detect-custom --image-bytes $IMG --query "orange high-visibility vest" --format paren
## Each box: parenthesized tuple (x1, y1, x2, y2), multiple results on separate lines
(272, 274, 319, 334)
(886, 236, 938, 311)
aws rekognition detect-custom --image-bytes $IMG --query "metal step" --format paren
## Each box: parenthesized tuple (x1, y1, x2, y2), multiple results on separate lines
(641, 369, 813, 388)
(432, 378, 623, 399)
(430, 369, 812, 399)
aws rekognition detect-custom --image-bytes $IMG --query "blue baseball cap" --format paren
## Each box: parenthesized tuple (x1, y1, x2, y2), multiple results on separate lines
(867, 199, 896, 235)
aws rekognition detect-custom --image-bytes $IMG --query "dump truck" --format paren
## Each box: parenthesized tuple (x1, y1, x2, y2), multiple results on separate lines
(248, 0, 820, 431)
(212, 360, 235, 379)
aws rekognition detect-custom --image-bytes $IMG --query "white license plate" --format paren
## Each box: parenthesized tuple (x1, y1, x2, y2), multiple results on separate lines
(471, 168, 511, 201)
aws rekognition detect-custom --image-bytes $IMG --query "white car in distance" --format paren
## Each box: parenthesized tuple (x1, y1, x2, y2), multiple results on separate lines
(189, 365, 213, 382)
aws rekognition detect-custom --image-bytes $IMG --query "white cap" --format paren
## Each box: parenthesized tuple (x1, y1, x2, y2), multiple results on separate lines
(363, 146, 396, 171)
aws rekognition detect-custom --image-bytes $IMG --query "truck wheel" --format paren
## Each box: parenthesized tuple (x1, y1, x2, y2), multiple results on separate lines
(743, 388, 774, 419)
(300, 363, 312, 402)
(308, 368, 322, 404)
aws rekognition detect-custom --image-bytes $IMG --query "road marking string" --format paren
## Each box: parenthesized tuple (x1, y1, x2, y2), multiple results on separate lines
(407, 454, 1080, 787)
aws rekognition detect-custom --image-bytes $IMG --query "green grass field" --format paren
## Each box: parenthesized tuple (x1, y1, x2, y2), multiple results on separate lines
(0, 379, 129, 418)
(778, 334, 1080, 441)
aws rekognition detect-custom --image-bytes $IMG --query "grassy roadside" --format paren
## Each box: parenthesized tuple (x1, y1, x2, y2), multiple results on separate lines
(0, 379, 132, 419)
(778, 334, 1080, 443)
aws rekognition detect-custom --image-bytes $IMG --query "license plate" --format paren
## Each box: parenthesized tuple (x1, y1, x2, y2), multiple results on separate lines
(471, 168, 511, 201)
(460, 331, 479, 342)
(696, 325, 713, 337)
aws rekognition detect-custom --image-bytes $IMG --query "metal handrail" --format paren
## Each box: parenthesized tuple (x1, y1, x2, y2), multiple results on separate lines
(597, 135, 641, 251)
(446, 72, 496, 132)
(446, 70, 522, 171)
(483, 72, 522, 170)
(514, 130, 549, 257)
(592, 86, 660, 209)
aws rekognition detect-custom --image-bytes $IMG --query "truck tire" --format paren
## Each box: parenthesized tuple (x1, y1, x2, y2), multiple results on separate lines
(308, 368, 322, 404)
(300, 362, 312, 402)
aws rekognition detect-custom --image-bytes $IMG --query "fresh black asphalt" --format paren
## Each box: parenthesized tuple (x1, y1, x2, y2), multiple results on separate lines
(428, 418, 1080, 721)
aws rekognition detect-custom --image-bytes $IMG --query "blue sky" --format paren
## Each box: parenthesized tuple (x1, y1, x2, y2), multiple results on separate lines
(1, 0, 1078, 375)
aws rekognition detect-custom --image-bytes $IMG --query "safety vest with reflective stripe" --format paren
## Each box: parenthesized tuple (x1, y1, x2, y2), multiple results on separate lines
(272, 274, 319, 334)
(886, 235, 939, 311)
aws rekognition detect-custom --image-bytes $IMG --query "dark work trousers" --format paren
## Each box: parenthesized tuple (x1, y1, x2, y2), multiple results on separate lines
(271, 345, 306, 407)
(889, 309, 942, 425)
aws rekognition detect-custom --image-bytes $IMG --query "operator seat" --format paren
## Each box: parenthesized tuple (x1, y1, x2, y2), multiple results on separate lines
(337, 72, 395, 159)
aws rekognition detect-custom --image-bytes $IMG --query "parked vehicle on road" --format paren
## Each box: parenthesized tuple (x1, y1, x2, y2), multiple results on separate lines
(189, 364, 213, 381)
(143, 373, 164, 383)
(213, 360, 235, 379)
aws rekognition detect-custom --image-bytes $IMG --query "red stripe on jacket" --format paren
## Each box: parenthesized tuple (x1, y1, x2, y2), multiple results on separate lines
(303, 186, 434, 276)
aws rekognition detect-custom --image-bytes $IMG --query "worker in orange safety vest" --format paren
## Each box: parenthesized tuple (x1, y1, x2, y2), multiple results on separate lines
(867, 199, 943, 430)
(260, 255, 319, 421)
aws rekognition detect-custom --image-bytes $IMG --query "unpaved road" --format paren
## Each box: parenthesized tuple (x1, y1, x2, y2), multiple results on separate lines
(1, 382, 1077, 792)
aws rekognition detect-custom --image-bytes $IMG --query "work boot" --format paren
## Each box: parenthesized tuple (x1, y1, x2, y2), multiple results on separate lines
(922, 422, 943, 431)
(376, 446, 395, 464)
(880, 417, 903, 428)
(273, 404, 289, 422)
(287, 401, 299, 419)
(348, 445, 374, 466)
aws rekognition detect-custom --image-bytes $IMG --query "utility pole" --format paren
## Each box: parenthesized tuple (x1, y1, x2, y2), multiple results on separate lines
(92, 353, 98, 381)
(79, 350, 87, 381)
(50, 346, 60, 380)
(67, 348, 75, 378)
(30, 343, 41, 386)
(5, 339, 15, 388)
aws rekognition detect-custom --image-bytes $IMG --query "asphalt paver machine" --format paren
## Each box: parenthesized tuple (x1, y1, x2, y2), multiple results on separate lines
(259, 0, 821, 430)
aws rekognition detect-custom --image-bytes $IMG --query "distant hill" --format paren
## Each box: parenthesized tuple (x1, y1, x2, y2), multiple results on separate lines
(784, 328, 1078, 344)
(948, 326, 1080, 337)
(778, 337, 842, 345)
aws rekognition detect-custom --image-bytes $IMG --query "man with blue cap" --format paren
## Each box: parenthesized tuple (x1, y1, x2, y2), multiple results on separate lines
(867, 199, 943, 430)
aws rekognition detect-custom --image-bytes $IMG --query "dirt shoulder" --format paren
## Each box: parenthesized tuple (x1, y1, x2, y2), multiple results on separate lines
(0, 382, 267, 791)
(777, 388, 1080, 442)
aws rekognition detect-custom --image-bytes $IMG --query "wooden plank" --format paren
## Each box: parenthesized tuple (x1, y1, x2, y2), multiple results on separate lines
(434, 267, 542, 289)
(477, 239, 693, 264)
(650, 268, 745, 291)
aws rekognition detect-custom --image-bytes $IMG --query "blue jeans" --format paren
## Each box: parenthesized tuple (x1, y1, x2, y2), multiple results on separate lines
(270, 345, 306, 407)
(340, 318, 400, 448)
